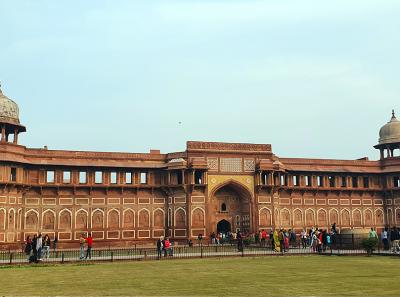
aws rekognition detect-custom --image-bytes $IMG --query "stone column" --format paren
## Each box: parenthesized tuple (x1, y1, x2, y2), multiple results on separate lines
(1, 125, 5, 143)
(13, 128, 18, 144)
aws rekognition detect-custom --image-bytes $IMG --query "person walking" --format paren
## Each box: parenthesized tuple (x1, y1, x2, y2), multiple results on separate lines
(32, 234, 38, 260)
(43, 234, 51, 259)
(85, 233, 93, 260)
(36, 233, 43, 261)
(382, 228, 389, 250)
(24, 235, 32, 261)
(301, 229, 307, 248)
(261, 229, 267, 247)
(157, 236, 163, 259)
(368, 227, 378, 239)
(79, 234, 86, 260)
(237, 230, 243, 252)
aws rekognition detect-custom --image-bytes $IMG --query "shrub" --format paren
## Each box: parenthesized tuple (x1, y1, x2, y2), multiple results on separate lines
(362, 238, 378, 256)
(243, 236, 255, 246)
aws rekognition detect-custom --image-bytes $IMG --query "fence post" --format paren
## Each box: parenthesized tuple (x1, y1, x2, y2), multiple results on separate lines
(111, 251, 114, 262)
(144, 250, 147, 261)
(200, 243, 203, 258)
(352, 234, 355, 250)
(61, 252, 65, 264)
(9, 252, 13, 265)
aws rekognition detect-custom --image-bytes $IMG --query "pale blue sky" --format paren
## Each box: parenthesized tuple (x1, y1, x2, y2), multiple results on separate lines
(1, 0, 399, 160)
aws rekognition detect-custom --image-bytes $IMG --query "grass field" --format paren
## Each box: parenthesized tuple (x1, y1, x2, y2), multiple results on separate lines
(0, 255, 399, 296)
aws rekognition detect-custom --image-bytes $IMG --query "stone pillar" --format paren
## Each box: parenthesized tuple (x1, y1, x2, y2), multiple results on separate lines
(13, 128, 18, 144)
(1, 125, 5, 142)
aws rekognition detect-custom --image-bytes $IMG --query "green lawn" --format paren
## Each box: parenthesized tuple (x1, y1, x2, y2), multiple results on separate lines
(0, 256, 399, 296)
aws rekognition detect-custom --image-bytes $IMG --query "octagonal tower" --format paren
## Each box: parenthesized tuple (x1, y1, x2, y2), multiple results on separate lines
(0, 82, 26, 144)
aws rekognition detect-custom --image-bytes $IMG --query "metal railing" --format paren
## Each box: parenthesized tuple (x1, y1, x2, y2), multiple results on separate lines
(1, 235, 398, 265)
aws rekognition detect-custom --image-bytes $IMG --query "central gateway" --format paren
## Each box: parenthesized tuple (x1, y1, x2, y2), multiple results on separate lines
(211, 182, 252, 233)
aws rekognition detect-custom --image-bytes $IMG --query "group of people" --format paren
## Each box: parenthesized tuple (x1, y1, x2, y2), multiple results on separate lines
(374, 226, 400, 251)
(156, 236, 174, 258)
(78, 233, 93, 260)
(24, 233, 58, 262)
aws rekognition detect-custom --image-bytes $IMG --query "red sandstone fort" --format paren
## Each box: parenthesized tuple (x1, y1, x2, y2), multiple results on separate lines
(0, 84, 399, 248)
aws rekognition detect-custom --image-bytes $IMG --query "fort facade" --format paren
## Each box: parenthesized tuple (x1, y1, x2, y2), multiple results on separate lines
(0, 85, 399, 248)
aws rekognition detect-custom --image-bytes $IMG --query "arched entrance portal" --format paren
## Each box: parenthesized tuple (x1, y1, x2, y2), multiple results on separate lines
(217, 219, 231, 234)
(211, 181, 252, 233)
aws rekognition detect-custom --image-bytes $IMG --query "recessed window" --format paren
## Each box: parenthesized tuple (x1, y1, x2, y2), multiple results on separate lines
(363, 177, 369, 188)
(393, 177, 400, 188)
(306, 176, 312, 187)
(10, 167, 17, 182)
(125, 172, 132, 184)
(140, 172, 147, 184)
(110, 172, 117, 184)
(341, 176, 347, 188)
(194, 171, 202, 184)
(221, 203, 227, 212)
(352, 177, 358, 188)
(280, 175, 286, 186)
(79, 171, 87, 184)
(95, 171, 103, 184)
(46, 171, 55, 183)
(63, 171, 71, 183)
(328, 176, 335, 188)
(261, 173, 268, 185)
(317, 176, 324, 187)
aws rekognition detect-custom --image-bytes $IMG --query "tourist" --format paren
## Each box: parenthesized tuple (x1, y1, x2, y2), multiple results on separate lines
(170, 240, 174, 256)
(368, 227, 378, 239)
(381, 227, 389, 250)
(273, 229, 279, 252)
(210, 232, 216, 244)
(53, 236, 58, 256)
(261, 229, 267, 247)
(85, 232, 93, 259)
(32, 234, 38, 259)
(43, 234, 51, 259)
(326, 232, 331, 250)
(321, 230, 327, 251)
(79, 234, 86, 259)
(283, 230, 289, 252)
(187, 239, 193, 247)
(301, 229, 307, 248)
(157, 236, 163, 259)
(163, 237, 171, 257)
(269, 228, 274, 250)
(216, 233, 221, 245)
(331, 222, 337, 234)
(255, 231, 260, 245)
(317, 230, 323, 253)
(289, 229, 296, 247)
(36, 233, 43, 261)
(237, 230, 243, 252)
(24, 235, 32, 260)
(311, 231, 318, 252)
(278, 229, 284, 254)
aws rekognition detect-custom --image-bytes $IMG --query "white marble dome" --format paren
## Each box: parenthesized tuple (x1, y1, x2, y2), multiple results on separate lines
(0, 84, 20, 124)
(378, 110, 400, 145)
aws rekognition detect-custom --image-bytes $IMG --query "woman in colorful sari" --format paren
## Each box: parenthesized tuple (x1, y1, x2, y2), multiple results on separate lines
(273, 229, 280, 252)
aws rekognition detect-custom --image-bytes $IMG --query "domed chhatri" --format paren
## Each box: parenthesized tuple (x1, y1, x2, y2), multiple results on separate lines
(0, 82, 26, 144)
(0, 82, 21, 125)
(374, 110, 400, 159)
(378, 110, 400, 145)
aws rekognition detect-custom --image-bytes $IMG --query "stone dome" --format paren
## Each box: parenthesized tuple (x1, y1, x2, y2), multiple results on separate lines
(0, 83, 20, 125)
(378, 110, 400, 145)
